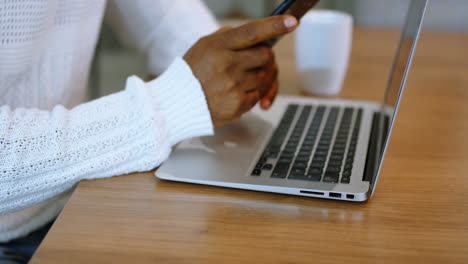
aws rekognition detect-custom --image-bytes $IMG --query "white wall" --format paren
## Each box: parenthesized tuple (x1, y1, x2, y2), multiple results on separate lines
(202, 0, 468, 32)
(202, 0, 277, 18)
(351, 0, 467, 31)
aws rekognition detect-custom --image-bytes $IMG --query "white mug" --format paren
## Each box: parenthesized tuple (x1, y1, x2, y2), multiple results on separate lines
(295, 10, 353, 96)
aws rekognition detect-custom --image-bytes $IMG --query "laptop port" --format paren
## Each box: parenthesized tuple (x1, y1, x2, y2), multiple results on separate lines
(300, 190, 324, 196)
(329, 192, 342, 198)
(346, 194, 355, 199)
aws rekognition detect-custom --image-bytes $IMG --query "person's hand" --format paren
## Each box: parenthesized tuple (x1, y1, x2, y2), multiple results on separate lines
(184, 15, 298, 128)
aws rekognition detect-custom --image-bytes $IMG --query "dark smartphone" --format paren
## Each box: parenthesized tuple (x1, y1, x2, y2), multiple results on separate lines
(262, 0, 320, 47)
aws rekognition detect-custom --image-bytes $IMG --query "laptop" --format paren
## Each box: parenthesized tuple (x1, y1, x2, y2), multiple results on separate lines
(156, 0, 429, 202)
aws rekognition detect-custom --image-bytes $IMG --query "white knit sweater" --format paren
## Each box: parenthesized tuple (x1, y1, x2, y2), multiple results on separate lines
(0, 0, 219, 242)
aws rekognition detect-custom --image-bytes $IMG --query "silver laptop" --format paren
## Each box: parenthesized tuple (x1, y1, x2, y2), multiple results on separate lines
(156, 0, 429, 202)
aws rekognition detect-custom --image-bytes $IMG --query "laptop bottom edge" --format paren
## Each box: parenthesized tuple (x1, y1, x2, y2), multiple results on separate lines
(156, 173, 369, 202)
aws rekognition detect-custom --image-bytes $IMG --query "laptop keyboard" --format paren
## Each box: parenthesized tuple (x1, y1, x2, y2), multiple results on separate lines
(251, 104, 363, 184)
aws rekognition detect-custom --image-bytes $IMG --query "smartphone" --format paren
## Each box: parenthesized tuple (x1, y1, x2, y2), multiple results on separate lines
(262, 0, 320, 47)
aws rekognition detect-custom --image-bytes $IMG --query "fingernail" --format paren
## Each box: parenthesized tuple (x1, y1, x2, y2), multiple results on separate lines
(284, 17, 298, 28)
(263, 100, 271, 109)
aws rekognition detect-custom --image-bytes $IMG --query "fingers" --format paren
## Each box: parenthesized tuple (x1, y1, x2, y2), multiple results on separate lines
(238, 71, 265, 93)
(235, 46, 274, 70)
(238, 63, 278, 112)
(261, 79, 278, 110)
(256, 63, 278, 97)
(238, 64, 276, 95)
(241, 90, 260, 113)
(222, 15, 298, 50)
(216, 26, 233, 33)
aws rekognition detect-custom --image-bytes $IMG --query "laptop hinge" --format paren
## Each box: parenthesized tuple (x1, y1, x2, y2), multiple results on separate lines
(363, 112, 389, 182)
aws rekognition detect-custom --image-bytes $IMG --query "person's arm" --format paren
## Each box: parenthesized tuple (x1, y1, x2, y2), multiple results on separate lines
(105, 0, 278, 109)
(0, 14, 298, 215)
(105, 0, 219, 75)
(0, 58, 213, 215)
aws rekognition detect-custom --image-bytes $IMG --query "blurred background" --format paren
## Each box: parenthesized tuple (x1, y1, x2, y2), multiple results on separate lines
(204, 0, 466, 30)
(88, 0, 467, 100)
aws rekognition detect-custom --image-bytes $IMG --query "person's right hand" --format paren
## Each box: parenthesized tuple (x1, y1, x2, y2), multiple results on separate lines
(184, 15, 298, 128)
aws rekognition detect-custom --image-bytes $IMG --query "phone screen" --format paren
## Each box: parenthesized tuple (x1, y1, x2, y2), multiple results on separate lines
(263, 0, 320, 47)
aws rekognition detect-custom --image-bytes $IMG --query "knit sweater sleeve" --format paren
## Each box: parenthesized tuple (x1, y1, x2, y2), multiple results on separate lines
(0, 57, 214, 215)
(105, 0, 220, 75)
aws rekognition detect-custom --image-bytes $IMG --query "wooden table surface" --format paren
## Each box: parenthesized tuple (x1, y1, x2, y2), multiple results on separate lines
(31, 27, 468, 263)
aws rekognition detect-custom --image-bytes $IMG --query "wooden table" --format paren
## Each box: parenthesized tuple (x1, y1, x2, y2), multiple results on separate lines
(31, 28, 468, 263)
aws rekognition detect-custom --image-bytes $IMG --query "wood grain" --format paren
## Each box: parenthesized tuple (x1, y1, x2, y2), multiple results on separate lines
(31, 27, 468, 264)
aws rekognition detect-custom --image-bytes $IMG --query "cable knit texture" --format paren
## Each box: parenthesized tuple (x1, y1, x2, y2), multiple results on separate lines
(0, 0, 219, 242)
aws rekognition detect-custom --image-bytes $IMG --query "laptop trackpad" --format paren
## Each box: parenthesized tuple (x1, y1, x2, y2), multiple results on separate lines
(159, 113, 273, 181)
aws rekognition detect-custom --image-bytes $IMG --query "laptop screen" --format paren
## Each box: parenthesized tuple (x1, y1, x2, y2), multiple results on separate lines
(370, 0, 429, 196)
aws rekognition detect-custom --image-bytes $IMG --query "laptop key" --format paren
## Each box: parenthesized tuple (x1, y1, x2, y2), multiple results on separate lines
(323, 172, 340, 183)
(330, 154, 343, 160)
(308, 167, 323, 176)
(278, 157, 293, 163)
(291, 132, 302, 137)
(269, 137, 285, 147)
(300, 146, 313, 152)
(271, 163, 290, 178)
(341, 177, 350, 184)
(326, 166, 341, 173)
(293, 161, 308, 169)
(335, 138, 347, 144)
(308, 175, 322, 182)
(290, 167, 305, 175)
(343, 170, 351, 178)
(316, 144, 330, 151)
(288, 139, 300, 145)
(313, 155, 327, 162)
(252, 169, 261, 176)
(281, 152, 294, 158)
(332, 147, 345, 153)
(295, 156, 310, 162)
(286, 143, 298, 149)
(327, 160, 342, 167)
(264, 150, 279, 159)
(263, 164, 273, 170)
(284, 147, 296, 153)
(334, 143, 347, 149)
(314, 150, 328, 156)
(310, 161, 325, 168)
